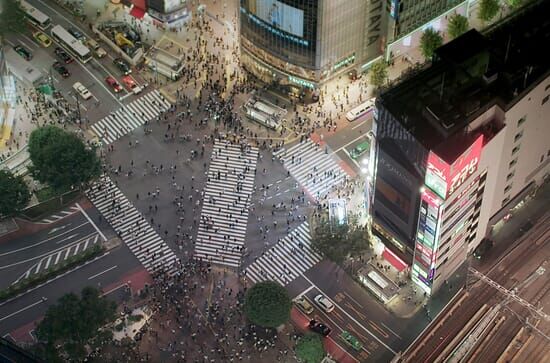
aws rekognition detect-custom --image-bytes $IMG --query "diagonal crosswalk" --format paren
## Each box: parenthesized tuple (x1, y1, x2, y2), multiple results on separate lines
(274, 140, 348, 200)
(194, 142, 259, 268)
(90, 90, 171, 145)
(86, 175, 178, 275)
(244, 222, 322, 286)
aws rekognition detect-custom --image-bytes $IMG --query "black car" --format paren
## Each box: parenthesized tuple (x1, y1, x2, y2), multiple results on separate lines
(68, 27, 86, 41)
(113, 58, 131, 75)
(52, 61, 70, 78)
(308, 320, 331, 337)
(54, 47, 73, 64)
(13, 45, 32, 61)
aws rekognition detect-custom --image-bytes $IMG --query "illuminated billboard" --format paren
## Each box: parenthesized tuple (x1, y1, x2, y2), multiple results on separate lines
(425, 135, 484, 199)
(253, 0, 304, 37)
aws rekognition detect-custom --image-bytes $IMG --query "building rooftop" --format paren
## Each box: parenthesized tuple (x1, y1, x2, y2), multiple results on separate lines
(377, 0, 550, 163)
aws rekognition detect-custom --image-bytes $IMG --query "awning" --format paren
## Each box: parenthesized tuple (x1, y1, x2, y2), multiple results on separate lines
(129, 6, 146, 19)
(382, 248, 408, 272)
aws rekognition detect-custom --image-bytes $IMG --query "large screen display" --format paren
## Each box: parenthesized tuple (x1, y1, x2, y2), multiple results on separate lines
(425, 135, 484, 200)
(254, 0, 304, 37)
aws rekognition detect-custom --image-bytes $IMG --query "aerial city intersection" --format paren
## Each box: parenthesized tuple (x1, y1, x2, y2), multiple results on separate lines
(0, 0, 548, 362)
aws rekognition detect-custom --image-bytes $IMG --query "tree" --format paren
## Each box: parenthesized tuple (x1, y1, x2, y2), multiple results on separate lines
(0, 170, 30, 216)
(28, 126, 101, 191)
(478, 0, 500, 22)
(448, 14, 469, 40)
(312, 219, 370, 265)
(0, 0, 28, 40)
(244, 281, 292, 328)
(368, 60, 388, 89)
(505, 0, 523, 8)
(36, 287, 116, 362)
(295, 334, 325, 363)
(420, 28, 444, 60)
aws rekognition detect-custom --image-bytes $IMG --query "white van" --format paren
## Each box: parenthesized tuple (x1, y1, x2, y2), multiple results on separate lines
(73, 82, 92, 100)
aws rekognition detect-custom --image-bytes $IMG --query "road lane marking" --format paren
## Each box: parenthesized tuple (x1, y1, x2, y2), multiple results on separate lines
(0, 252, 110, 308)
(55, 233, 80, 244)
(302, 276, 397, 354)
(295, 285, 315, 299)
(380, 322, 402, 339)
(351, 119, 367, 130)
(48, 224, 71, 234)
(0, 222, 89, 257)
(0, 300, 44, 322)
(75, 202, 107, 242)
(344, 291, 364, 308)
(0, 232, 96, 270)
(344, 301, 367, 320)
(335, 134, 369, 153)
(368, 321, 389, 339)
(88, 265, 118, 280)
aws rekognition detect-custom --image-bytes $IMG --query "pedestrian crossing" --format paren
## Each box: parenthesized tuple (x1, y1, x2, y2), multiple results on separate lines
(38, 204, 80, 224)
(86, 175, 179, 275)
(13, 234, 100, 285)
(274, 140, 348, 200)
(244, 222, 322, 286)
(90, 90, 171, 145)
(194, 142, 259, 268)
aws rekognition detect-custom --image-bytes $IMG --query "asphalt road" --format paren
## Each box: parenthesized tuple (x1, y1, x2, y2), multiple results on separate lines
(0, 201, 143, 340)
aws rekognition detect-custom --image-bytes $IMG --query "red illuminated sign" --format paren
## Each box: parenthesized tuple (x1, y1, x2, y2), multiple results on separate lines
(425, 135, 484, 199)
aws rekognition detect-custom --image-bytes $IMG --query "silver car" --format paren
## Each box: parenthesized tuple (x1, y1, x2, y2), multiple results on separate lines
(314, 294, 335, 313)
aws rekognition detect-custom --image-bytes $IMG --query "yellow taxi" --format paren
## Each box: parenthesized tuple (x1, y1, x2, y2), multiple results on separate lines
(33, 31, 52, 47)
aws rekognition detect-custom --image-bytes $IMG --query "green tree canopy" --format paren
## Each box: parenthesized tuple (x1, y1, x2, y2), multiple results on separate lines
(0, 0, 28, 39)
(295, 334, 325, 363)
(28, 126, 101, 191)
(368, 60, 388, 89)
(505, 0, 523, 8)
(244, 281, 292, 328)
(448, 14, 469, 40)
(0, 170, 30, 216)
(312, 218, 370, 264)
(478, 0, 500, 22)
(36, 286, 116, 362)
(420, 28, 444, 60)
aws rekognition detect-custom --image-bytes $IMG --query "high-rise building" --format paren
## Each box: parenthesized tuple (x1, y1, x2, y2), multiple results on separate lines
(370, 1, 550, 294)
(239, 0, 388, 97)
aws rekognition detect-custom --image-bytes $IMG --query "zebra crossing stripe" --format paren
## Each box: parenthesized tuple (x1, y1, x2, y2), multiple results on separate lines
(244, 222, 323, 286)
(90, 90, 171, 145)
(86, 176, 179, 275)
(194, 142, 258, 268)
(38, 205, 80, 224)
(11, 233, 101, 285)
(276, 140, 348, 200)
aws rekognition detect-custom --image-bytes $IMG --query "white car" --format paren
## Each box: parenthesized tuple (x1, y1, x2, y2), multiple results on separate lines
(73, 82, 92, 100)
(314, 294, 335, 313)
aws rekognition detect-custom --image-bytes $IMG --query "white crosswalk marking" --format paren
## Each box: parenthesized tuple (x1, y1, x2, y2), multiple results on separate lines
(86, 176, 179, 275)
(90, 90, 171, 145)
(38, 205, 80, 224)
(12, 234, 100, 285)
(274, 140, 348, 200)
(244, 222, 322, 286)
(194, 142, 259, 268)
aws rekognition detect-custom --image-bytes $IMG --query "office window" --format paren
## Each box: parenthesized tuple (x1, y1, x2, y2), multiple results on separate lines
(517, 117, 526, 127)
(542, 154, 545, 163)
(504, 183, 512, 193)
(509, 158, 517, 168)
(502, 196, 510, 206)
(514, 131, 523, 142)
(543, 95, 550, 105)
(512, 145, 521, 155)
(506, 171, 515, 181)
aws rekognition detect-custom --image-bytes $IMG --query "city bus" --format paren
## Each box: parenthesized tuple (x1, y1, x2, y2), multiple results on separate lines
(20, 0, 51, 30)
(346, 98, 375, 121)
(50, 25, 92, 63)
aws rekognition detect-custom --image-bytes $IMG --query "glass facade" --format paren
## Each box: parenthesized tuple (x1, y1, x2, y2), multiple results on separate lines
(240, 0, 318, 69)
